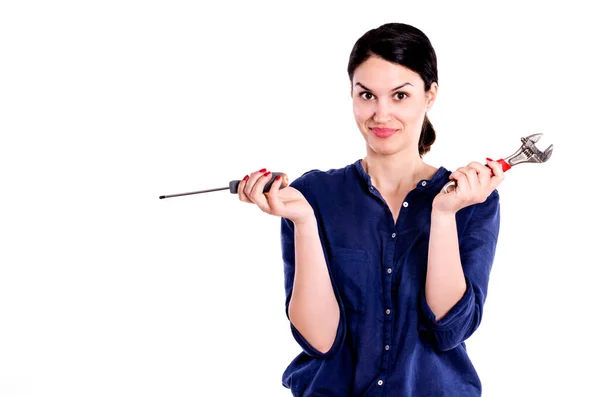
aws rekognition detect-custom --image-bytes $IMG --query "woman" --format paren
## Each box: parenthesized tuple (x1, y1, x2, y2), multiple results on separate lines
(238, 22, 503, 397)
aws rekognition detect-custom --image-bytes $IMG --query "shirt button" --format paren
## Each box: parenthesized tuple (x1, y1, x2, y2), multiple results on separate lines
(386, 309, 391, 315)
(385, 345, 390, 350)
(403, 201, 409, 207)
(369, 186, 374, 190)
(387, 268, 392, 274)
(421, 181, 427, 186)
(391, 232, 396, 238)
(377, 380, 383, 386)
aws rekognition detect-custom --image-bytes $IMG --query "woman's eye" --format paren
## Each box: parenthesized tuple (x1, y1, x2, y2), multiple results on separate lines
(394, 92, 408, 100)
(360, 92, 374, 100)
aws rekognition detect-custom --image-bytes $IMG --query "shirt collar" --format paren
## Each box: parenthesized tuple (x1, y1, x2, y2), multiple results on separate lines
(352, 158, 449, 191)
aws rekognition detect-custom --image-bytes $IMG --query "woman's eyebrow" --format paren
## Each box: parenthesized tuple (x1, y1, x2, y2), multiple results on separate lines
(354, 82, 413, 92)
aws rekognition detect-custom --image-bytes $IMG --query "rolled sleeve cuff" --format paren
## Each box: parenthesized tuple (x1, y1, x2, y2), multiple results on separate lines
(419, 278, 476, 350)
(288, 312, 346, 359)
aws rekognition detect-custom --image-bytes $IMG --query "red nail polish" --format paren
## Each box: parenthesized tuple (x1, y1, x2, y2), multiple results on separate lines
(258, 168, 266, 173)
(275, 175, 281, 181)
(486, 158, 493, 162)
(243, 175, 249, 181)
(263, 171, 271, 177)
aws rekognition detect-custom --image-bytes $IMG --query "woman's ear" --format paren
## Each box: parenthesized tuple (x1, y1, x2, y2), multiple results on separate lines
(426, 82, 438, 111)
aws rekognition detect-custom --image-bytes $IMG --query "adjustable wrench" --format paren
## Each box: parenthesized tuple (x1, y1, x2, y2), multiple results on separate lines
(443, 133, 554, 193)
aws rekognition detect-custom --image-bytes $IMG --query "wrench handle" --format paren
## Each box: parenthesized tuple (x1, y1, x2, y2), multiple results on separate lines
(442, 158, 509, 193)
(496, 158, 511, 172)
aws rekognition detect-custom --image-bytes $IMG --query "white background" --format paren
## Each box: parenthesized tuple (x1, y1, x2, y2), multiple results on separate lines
(1, 1, 598, 396)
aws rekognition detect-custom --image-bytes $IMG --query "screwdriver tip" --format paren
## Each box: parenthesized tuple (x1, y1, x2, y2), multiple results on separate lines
(159, 196, 165, 199)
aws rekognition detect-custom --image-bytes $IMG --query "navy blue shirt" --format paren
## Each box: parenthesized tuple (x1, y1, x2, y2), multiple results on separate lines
(280, 159, 500, 397)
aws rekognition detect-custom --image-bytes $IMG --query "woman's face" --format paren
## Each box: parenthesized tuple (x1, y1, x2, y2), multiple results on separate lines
(351, 56, 437, 157)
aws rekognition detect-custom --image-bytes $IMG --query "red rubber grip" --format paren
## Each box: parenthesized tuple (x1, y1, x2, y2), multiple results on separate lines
(486, 158, 510, 177)
(496, 158, 511, 171)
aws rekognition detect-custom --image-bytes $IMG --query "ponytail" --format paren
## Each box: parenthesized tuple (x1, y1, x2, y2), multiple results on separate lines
(419, 114, 436, 157)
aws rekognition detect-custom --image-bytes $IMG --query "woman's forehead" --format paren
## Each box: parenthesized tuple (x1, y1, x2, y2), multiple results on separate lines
(353, 58, 421, 88)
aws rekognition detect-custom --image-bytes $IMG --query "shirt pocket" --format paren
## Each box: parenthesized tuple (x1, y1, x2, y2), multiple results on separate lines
(326, 245, 369, 315)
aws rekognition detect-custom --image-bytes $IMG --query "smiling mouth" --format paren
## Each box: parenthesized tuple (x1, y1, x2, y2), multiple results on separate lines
(370, 127, 397, 138)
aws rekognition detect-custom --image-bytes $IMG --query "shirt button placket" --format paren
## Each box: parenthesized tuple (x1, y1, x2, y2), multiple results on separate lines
(379, 230, 396, 382)
(387, 233, 395, 274)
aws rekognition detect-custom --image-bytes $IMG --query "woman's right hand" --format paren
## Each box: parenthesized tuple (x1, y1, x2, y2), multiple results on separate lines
(238, 168, 315, 225)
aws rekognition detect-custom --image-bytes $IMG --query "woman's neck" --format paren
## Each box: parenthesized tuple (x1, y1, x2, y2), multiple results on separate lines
(362, 153, 436, 193)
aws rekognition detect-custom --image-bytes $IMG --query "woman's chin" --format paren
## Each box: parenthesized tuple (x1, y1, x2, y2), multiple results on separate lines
(367, 142, 400, 156)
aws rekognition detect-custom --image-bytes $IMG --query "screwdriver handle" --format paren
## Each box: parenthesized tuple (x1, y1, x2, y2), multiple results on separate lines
(229, 172, 289, 194)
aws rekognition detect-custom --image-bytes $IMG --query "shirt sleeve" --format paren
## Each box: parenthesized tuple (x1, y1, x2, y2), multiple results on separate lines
(280, 175, 347, 359)
(418, 189, 501, 351)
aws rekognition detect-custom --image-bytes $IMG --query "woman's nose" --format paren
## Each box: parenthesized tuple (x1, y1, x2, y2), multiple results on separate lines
(373, 101, 392, 123)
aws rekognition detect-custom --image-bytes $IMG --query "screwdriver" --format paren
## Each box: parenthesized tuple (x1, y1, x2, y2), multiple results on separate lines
(159, 172, 289, 199)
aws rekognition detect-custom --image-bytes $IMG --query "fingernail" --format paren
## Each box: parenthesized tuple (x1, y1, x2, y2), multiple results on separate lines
(263, 171, 272, 177)
(258, 168, 266, 173)
(486, 158, 494, 162)
(275, 175, 281, 181)
(243, 175, 249, 181)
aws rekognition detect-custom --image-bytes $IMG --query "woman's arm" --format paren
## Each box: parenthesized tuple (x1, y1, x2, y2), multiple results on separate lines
(287, 216, 340, 354)
(419, 160, 503, 351)
(425, 209, 467, 321)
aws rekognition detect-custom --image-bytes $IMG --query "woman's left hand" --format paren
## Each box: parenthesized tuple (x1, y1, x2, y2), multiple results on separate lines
(432, 159, 504, 215)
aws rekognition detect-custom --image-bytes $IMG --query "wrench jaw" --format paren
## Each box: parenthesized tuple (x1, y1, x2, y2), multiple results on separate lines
(506, 134, 553, 166)
(526, 133, 543, 144)
(540, 143, 554, 162)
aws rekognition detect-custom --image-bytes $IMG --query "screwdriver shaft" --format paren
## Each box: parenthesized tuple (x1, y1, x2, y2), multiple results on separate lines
(159, 186, 229, 199)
